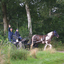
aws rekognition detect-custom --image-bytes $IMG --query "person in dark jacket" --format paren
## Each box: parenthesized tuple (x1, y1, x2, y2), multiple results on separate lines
(15, 29, 22, 41)
(8, 25, 14, 42)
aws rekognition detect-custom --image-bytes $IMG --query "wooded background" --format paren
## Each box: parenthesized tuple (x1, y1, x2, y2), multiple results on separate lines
(0, 0, 64, 43)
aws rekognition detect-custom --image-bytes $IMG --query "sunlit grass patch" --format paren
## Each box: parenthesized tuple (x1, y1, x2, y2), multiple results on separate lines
(30, 48, 38, 58)
(43, 48, 56, 53)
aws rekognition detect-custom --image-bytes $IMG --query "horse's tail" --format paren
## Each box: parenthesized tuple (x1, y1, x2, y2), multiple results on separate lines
(31, 35, 36, 49)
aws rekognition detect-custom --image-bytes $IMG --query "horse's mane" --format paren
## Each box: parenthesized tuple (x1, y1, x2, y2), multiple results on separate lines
(47, 31, 53, 36)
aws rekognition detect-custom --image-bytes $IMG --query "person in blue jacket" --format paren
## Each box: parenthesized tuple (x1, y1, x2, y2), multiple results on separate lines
(15, 29, 22, 41)
(8, 25, 14, 42)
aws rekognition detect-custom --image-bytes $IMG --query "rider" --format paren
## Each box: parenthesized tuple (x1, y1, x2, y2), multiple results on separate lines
(15, 29, 22, 41)
(8, 25, 14, 42)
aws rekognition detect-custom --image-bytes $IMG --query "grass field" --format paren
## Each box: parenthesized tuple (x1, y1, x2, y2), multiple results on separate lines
(0, 43, 64, 64)
(10, 50, 64, 64)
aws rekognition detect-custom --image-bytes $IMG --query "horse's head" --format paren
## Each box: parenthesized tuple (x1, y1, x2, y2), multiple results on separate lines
(53, 30, 59, 38)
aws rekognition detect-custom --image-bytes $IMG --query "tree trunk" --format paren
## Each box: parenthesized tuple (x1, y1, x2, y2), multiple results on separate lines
(49, 8, 51, 16)
(2, 2, 8, 34)
(25, 3, 32, 37)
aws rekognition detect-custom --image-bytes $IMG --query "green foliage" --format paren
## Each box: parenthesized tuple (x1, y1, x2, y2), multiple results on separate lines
(51, 40, 64, 51)
(0, 0, 64, 43)
(10, 51, 64, 64)
(19, 25, 29, 38)
(0, 30, 8, 44)
(0, 42, 28, 61)
(0, 41, 64, 64)
(10, 49, 28, 60)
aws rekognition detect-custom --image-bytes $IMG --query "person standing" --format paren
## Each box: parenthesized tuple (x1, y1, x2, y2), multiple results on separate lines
(8, 25, 14, 42)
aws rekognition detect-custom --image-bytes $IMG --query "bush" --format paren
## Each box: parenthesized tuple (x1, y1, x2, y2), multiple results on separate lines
(10, 49, 28, 60)
(0, 30, 8, 44)
(0, 50, 5, 64)
(0, 41, 29, 60)
(19, 26, 29, 38)
(51, 40, 64, 51)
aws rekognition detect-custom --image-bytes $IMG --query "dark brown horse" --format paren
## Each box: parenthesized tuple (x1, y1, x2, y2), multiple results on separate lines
(31, 31, 59, 50)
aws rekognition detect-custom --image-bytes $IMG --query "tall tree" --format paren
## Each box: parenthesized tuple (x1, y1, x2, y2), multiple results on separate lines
(46, 0, 56, 16)
(20, 0, 32, 36)
(25, 3, 32, 36)
(0, 0, 21, 33)
(2, 2, 8, 33)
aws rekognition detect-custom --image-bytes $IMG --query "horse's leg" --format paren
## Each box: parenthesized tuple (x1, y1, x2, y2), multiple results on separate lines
(44, 41, 48, 50)
(48, 44, 52, 49)
(44, 44, 48, 50)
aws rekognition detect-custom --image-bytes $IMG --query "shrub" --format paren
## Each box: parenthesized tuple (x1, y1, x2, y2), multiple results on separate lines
(51, 40, 64, 51)
(10, 49, 28, 60)
(19, 26, 29, 38)
(0, 50, 5, 64)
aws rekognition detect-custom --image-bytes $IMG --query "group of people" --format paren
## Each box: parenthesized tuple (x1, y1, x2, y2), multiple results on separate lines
(8, 25, 22, 42)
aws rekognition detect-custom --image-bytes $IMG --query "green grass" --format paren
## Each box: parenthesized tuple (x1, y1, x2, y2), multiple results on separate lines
(10, 51, 64, 64)
(0, 43, 64, 64)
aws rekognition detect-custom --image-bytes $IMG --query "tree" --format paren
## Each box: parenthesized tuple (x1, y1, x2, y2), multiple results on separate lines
(20, 0, 32, 36)
(0, 0, 22, 33)
(25, 3, 32, 37)
(2, 2, 8, 34)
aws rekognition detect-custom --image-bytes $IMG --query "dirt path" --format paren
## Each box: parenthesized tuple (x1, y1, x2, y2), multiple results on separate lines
(57, 51, 64, 53)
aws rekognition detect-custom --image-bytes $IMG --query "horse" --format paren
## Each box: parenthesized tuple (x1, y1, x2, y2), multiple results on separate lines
(30, 30, 59, 50)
